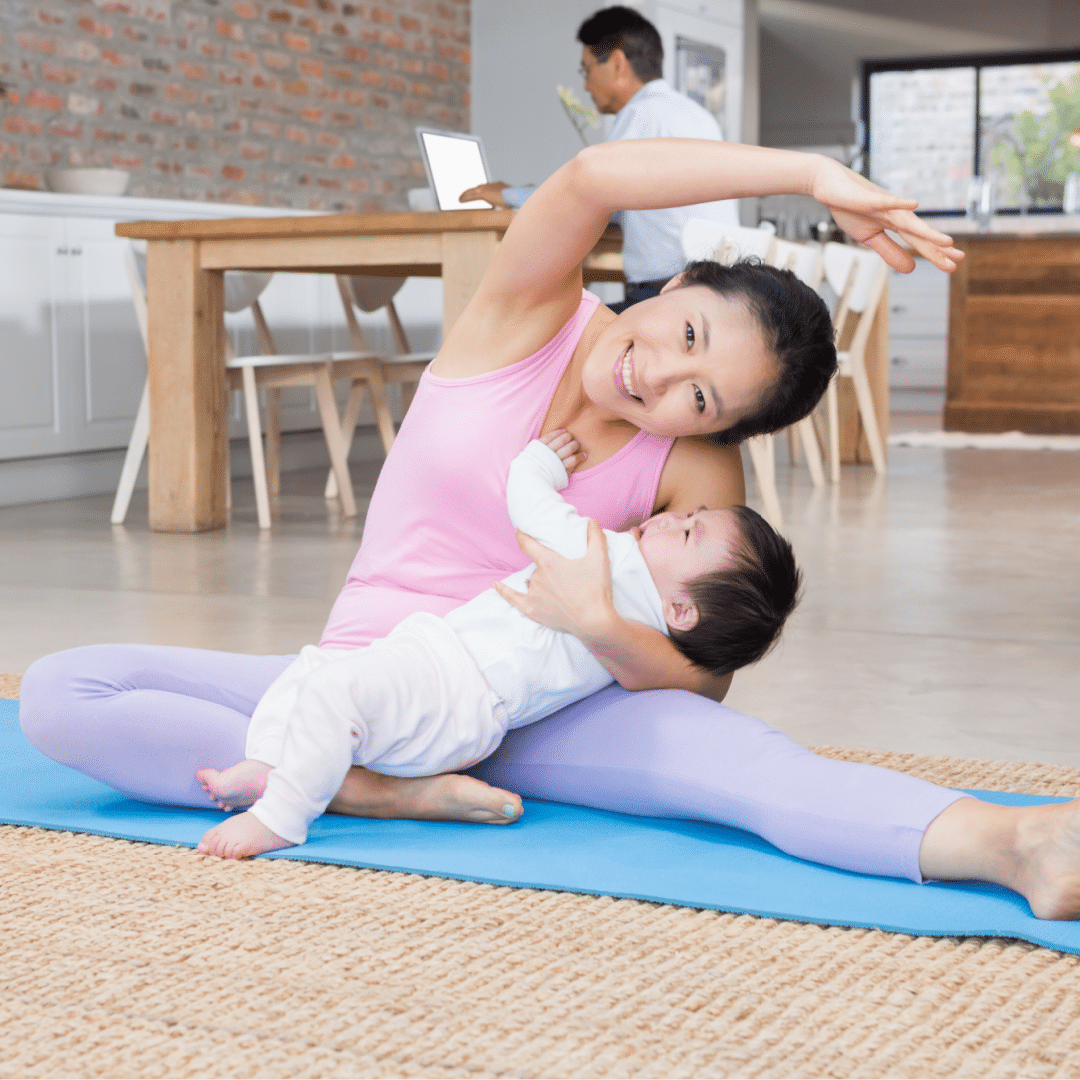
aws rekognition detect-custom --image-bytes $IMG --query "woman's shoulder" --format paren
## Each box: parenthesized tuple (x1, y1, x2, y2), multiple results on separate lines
(654, 436, 746, 513)
(431, 287, 598, 381)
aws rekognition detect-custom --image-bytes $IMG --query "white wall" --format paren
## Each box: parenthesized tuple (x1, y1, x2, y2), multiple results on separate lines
(471, 0, 749, 188)
(760, 0, 1080, 150)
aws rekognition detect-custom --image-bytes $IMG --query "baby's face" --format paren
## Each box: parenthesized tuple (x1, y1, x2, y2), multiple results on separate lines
(632, 507, 743, 607)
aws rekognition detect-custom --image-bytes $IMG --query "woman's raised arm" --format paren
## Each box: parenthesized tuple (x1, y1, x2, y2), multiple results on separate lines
(468, 140, 963, 320)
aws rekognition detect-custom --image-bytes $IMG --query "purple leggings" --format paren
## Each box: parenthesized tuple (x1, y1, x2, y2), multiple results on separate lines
(18, 643, 964, 882)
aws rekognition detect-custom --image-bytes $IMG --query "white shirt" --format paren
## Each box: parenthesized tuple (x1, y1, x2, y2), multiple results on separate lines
(444, 440, 668, 727)
(504, 79, 739, 283)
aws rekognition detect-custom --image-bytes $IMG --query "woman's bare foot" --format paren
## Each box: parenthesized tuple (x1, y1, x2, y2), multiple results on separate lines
(196, 760, 272, 811)
(326, 767, 523, 825)
(198, 811, 292, 859)
(922, 795, 1080, 920)
(1012, 800, 1080, 920)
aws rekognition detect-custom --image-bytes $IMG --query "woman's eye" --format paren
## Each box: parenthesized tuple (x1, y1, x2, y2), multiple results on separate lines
(694, 386, 706, 414)
(685, 322, 695, 348)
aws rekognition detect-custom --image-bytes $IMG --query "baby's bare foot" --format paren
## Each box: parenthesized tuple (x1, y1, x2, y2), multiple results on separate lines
(196, 759, 272, 811)
(198, 811, 292, 859)
(327, 769, 523, 825)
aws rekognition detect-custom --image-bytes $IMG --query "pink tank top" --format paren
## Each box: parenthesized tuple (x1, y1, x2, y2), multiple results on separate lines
(320, 290, 675, 649)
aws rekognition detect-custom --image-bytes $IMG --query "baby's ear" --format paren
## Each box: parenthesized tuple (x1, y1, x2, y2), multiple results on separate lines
(659, 273, 685, 294)
(665, 594, 699, 633)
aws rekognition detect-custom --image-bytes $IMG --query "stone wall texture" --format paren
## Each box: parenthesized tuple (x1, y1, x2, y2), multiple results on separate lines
(0, 0, 470, 209)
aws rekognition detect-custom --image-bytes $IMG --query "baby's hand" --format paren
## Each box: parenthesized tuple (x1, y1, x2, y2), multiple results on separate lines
(540, 429, 587, 475)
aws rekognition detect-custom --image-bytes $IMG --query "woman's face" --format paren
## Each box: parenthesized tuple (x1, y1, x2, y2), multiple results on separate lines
(582, 284, 777, 438)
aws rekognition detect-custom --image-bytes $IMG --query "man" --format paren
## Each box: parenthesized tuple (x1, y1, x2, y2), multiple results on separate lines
(461, 5, 739, 311)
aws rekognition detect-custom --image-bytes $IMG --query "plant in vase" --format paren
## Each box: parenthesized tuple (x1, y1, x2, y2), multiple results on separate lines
(557, 86, 601, 146)
(991, 70, 1080, 209)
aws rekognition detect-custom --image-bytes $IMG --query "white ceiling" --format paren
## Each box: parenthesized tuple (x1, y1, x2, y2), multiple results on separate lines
(760, 0, 1039, 75)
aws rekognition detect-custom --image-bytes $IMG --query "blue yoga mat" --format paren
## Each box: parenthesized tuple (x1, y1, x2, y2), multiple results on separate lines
(4, 698, 1080, 954)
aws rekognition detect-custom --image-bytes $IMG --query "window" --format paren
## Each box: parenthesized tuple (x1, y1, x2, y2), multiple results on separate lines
(863, 49, 1080, 215)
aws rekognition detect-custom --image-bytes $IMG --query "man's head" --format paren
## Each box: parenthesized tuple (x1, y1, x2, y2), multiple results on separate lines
(577, 6, 663, 114)
(633, 505, 801, 677)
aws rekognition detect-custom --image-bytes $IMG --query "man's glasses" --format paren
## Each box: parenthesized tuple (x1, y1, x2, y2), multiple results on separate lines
(578, 53, 612, 80)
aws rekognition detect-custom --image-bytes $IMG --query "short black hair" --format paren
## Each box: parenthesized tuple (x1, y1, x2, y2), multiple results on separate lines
(679, 259, 837, 445)
(668, 505, 801, 677)
(577, 6, 663, 84)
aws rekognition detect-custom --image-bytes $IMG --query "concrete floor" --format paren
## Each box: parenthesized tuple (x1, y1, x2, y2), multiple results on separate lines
(2, 427, 1078, 766)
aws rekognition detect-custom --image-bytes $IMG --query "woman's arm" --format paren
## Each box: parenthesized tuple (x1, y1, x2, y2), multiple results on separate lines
(439, 142, 963, 378)
(467, 141, 962, 315)
(493, 520, 733, 701)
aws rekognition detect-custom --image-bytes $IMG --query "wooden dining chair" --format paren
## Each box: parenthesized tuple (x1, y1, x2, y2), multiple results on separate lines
(114, 243, 360, 529)
(821, 243, 889, 483)
(767, 239, 827, 489)
(321, 275, 436, 501)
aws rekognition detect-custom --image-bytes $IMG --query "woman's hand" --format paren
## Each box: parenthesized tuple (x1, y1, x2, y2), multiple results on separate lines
(808, 156, 965, 273)
(492, 519, 616, 640)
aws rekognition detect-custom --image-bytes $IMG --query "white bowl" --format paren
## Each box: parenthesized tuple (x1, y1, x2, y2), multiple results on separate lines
(407, 186, 437, 212)
(45, 168, 130, 196)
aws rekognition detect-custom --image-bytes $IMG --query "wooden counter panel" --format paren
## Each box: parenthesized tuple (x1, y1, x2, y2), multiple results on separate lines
(964, 297, 1080, 401)
(945, 401, 1080, 434)
(947, 234, 1080, 433)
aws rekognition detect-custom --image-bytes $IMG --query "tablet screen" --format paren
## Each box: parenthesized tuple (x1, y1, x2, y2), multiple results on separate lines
(419, 131, 491, 210)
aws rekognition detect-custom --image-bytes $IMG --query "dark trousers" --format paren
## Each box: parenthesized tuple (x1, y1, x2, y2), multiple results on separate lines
(607, 278, 668, 314)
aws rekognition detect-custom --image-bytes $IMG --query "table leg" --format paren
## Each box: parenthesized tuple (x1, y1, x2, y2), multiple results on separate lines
(441, 229, 500, 334)
(146, 239, 227, 532)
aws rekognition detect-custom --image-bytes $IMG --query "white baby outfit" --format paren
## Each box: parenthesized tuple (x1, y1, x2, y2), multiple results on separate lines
(245, 440, 668, 844)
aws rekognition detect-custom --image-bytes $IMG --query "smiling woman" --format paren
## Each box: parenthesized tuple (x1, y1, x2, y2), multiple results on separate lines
(587, 260, 836, 442)
(29, 139, 1080, 923)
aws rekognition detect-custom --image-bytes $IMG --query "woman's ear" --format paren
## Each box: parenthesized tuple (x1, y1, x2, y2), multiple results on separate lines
(664, 594, 699, 633)
(659, 273, 685, 293)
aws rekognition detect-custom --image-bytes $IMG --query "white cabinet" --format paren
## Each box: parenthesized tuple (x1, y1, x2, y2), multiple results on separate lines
(888, 261, 949, 390)
(0, 213, 66, 459)
(0, 191, 442, 478)
(0, 213, 143, 460)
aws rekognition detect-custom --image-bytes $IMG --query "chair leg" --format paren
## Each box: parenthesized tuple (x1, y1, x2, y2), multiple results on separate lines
(797, 416, 825, 487)
(745, 433, 783, 530)
(325, 379, 367, 500)
(111, 380, 150, 524)
(848, 361, 887, 475)
(826, 375, 841, 484)
(402, 380, 418, 414)
(367, 368, 397, 455)
(241, 366, 272, 530)
(265, 387, 282, 498)
(787, 426, 800, 467)
(313, 367, 357, 518)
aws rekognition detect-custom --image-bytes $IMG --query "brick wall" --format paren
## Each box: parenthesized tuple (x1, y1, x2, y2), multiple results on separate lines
(0, 0, 470, 210)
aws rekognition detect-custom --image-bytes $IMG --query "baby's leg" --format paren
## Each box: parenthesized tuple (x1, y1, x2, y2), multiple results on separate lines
(202, 650, 377, 857)
(195, 645, 340, 811)
(251, 617, 506, 852)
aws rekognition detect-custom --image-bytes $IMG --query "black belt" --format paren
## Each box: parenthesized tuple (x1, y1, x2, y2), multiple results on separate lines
(625, 278, 670, 294)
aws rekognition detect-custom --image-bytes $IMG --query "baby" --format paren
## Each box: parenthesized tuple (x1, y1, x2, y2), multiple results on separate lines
(197, 430, 801, 859)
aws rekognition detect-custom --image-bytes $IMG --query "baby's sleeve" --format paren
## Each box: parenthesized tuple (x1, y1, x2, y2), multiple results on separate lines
(505, 440, 589, 560)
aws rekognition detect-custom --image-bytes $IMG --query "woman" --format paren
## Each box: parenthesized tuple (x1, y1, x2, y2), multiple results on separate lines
(21, 140, 1080, 920)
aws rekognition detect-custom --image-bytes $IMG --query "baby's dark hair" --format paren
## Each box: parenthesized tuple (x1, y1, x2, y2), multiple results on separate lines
(668, 505, 801, 677)
(679, 259, 837, 445)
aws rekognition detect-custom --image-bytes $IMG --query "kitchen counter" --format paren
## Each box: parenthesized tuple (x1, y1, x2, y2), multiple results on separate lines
(944, 221, 1080, 434)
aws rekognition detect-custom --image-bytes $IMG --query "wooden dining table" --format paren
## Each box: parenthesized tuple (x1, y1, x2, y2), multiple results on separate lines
(115, 209, 624, 533)
(116, 208, 885, 534)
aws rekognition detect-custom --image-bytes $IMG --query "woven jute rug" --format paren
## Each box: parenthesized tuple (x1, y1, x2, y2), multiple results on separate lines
(5, 671, 1080, 1079)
